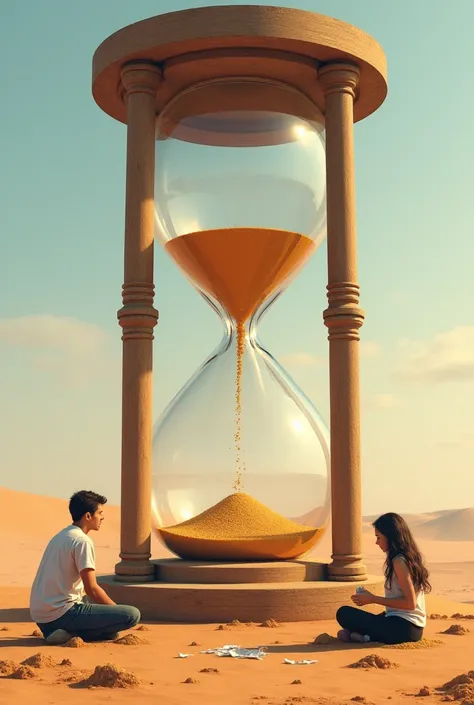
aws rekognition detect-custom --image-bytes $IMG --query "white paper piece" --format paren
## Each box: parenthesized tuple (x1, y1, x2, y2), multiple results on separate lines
(176, 653, 193, 658)
(200, 645, 267, 660)
(284, 658, 318, 665)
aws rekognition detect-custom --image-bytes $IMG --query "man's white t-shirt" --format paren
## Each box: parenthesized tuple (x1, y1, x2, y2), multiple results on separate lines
(29, 525, 96, 624)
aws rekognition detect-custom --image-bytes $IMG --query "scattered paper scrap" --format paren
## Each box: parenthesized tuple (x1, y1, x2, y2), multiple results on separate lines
(176, 653, 193, 659)
(284, 658, 318, 665)
(200, 645, 267, 660)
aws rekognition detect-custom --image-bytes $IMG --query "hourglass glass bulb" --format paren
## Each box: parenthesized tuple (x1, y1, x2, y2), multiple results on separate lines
(152, 78, 330, 561)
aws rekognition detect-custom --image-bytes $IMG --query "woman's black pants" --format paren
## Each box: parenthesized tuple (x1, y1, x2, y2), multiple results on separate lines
(336, 606, 423, 644)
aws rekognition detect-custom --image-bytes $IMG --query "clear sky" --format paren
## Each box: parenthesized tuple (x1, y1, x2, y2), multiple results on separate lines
(1, 0, 473, 516)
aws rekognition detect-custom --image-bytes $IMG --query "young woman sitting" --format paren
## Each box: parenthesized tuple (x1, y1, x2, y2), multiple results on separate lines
(336, 512, 431, 645)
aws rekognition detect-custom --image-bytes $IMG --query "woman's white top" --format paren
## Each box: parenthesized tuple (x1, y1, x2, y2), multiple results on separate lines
(384, 555, 426, 628)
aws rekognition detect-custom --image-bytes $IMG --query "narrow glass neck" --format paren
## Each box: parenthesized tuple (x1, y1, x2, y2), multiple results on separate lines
(200, 288, 284, 352)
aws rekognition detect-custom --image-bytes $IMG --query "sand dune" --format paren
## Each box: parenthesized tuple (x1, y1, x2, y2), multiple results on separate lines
(409, 507, 474, 541)
(363, 507, 474, 539)
(0, 487, 120, 539)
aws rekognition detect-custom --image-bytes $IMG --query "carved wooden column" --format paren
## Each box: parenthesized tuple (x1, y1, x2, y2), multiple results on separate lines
(319, 62, 367, 582)
(115, 61, 161, 582)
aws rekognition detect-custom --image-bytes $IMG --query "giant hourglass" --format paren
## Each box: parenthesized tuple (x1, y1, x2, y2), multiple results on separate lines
(92, 3, 388, 619)
(151, 78, 330, 561)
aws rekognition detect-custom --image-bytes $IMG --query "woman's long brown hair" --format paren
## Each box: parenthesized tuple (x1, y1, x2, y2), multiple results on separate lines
(373, 512, 431, 594)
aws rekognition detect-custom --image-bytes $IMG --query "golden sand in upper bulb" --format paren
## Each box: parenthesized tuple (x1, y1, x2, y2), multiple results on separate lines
(166, 227, 315, 494)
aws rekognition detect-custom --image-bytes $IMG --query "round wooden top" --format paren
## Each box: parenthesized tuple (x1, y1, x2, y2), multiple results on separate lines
(92, 5, 387, 125)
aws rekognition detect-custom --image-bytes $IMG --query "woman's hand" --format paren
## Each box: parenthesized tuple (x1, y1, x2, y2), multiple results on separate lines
(351, 590, 376, 606)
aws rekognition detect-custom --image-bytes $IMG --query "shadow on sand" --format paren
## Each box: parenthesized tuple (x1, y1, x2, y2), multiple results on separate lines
(0, 635, 44, 648)
(263, 641, 377, 654)
(0, 607, 31, 623)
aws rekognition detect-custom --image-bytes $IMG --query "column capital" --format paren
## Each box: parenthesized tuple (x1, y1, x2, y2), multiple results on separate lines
(318, 61, 360, 98)
(120, 60, 162, 98)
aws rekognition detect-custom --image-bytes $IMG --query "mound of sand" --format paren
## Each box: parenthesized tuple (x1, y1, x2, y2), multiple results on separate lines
(348, 655, 398, 669)
(415, 686, 432, 696)
(260, 619, 280, 628)
(10, 665, 37, 679)
(442, 672, 474, 690)
(383, 638, 443, 649)
(114, 633, 148, 645)
(158, 493, 322, 561)
(313, 633, 339, 645)
(442, 624, 469, 635)
(0, 660, 20, 676)
(451, 612, 474, 620)
(183, 676, 199, 684)
(21, 653, 55, 668)
(436, 671, 474, 702)
(65, 636, 86, 648)
(78, 663, 141, 689)
(438, 682, 474, 701)
(200, 668, 219, 674)
(135, 625, 150, 631)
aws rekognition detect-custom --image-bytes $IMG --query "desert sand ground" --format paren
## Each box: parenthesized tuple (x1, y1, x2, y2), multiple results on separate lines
(1, 487, 474, 705)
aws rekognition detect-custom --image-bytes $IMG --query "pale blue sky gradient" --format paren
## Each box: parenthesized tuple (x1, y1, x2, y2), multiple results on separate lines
(1, 0, 473, 514)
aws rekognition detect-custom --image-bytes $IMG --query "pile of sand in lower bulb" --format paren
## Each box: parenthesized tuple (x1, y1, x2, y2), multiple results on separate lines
(158, 492, 322, 560)
(348, 654, 399, 669)
(78, 663, 141, 689)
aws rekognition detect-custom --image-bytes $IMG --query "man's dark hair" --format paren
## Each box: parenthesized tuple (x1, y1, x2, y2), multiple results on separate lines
(69, 490, 107, 522)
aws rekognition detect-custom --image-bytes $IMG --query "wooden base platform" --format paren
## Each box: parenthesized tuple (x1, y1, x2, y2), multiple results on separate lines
(99, 559, 384, 622)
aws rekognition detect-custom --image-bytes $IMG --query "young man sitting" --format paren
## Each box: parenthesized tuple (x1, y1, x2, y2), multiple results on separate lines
(30, 490, 141, 645)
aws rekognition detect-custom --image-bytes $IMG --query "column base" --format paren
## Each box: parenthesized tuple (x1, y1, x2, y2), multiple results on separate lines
(328, 554, 367, 582)
(114, 559, 155, 583)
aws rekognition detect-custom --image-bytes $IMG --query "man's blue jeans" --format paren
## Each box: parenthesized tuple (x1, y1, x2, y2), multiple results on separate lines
(37, 601, 141, 642)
